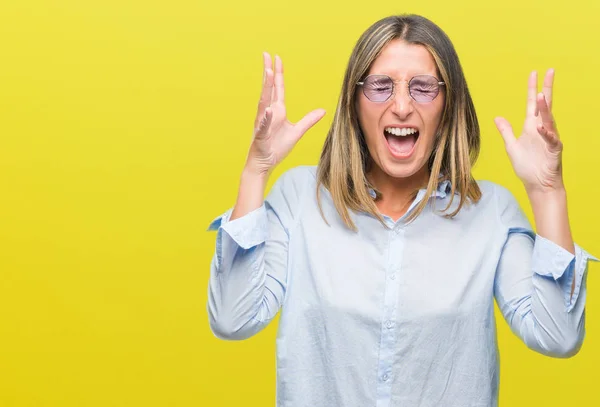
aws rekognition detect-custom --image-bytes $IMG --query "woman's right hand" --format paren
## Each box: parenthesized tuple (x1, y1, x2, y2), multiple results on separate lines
(245, 53, 326, 176)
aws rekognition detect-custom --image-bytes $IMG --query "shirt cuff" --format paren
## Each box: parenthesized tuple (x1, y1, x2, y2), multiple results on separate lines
(531, 234, 598, 312)
(207, 206, 269, 271)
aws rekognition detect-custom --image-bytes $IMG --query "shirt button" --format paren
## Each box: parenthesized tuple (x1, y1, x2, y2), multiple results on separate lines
(382, 374, 389, 381)
(390, 273, 396, 280)
(386, 320, 393, 329)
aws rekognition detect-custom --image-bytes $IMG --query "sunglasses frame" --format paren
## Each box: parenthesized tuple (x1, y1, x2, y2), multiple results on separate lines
(357, 74, 446, 103)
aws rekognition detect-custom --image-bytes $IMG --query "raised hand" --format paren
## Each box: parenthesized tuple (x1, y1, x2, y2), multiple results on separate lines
(245, 53, 326, 176)
(494, 69, 564, 193)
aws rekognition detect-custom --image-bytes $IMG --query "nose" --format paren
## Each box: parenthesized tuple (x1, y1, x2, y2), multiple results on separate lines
(390, 82, 414, 119)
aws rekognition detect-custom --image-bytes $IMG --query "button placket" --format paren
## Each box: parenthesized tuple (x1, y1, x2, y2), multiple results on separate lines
(375, 227, 405, 405)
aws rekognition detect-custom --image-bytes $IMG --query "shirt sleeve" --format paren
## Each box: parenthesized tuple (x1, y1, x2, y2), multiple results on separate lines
(205, 167, 307, 340)
(492, 184, 598, 357)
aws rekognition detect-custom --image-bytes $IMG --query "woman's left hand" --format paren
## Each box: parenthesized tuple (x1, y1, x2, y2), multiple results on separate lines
(494, 69, 564, 193)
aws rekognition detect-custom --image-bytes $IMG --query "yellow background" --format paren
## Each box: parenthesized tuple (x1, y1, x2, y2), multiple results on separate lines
(0, 0, 598, 405)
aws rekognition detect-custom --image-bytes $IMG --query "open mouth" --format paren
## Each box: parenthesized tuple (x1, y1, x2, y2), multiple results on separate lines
(384, 127, 419, 157)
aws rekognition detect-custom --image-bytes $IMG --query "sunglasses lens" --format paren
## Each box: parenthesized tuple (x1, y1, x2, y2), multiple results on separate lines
(362, 75, 393, 102)
(410, 76, 440, 102)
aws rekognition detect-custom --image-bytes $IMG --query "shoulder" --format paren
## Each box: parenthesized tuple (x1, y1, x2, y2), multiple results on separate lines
(278, 165, 317, 182)
(477, 180, 515, 203)
(474, 179, 526, 226)
(267, 165, 317, 206)
(273, 165, 317, 193)
(475, 179, 516, 205)
(264, 166, 317, 224)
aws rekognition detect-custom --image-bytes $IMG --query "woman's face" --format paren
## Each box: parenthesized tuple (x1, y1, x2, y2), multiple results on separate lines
(356, 39, 445, 184)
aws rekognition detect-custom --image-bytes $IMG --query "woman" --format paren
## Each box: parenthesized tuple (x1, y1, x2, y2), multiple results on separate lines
(207, 14, 596, 407)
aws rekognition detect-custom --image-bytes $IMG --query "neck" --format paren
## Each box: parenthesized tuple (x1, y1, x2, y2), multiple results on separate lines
(367, 165, 429, 218)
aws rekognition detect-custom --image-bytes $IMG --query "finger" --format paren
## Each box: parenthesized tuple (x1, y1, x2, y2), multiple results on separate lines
(542, 68, 554, 111)
(526, 71, 538, 117)
(494, 117, 517, 149)
(537, 93, 559, 138)
(254, 107, 273, 138)
(537, 122, 562, 152)
(291, 109, 326, 142)
(273, 55, 285, 104)
(254, 52, 274, 129)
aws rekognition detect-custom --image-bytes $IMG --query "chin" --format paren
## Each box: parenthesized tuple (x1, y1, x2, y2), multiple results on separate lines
(381, 161, 426, 180)
(377, 144, 430, 180)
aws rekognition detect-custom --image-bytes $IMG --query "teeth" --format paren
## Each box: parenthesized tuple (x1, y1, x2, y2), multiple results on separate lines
(384, 127, 418, 137)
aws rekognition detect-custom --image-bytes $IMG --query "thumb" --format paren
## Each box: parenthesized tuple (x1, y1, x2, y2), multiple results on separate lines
(494, 117, 516, 149)
(292, 109, 326, 142)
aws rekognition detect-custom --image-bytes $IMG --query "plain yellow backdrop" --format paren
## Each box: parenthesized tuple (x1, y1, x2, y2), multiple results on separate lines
(0, 0, 598, 406)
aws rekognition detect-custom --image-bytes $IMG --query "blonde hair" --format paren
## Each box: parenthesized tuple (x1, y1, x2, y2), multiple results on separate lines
(317, 14, 481, 231)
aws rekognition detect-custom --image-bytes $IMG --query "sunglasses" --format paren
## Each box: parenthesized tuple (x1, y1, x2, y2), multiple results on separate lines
(357, 74, 445, 103)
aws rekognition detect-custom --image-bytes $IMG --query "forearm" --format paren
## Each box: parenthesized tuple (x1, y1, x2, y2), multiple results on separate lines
(496, 232, 586, 358)
(527, 186, 576, 296)
(527, 186, 574, 254)
(208, 242, 267, 340)
(208, 167, 296, 340)
(231, 166, 270, 221)
(208, 200, 283, 340)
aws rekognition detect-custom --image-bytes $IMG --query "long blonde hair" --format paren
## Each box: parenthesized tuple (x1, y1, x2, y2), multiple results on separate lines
(317, 14, 481, 231)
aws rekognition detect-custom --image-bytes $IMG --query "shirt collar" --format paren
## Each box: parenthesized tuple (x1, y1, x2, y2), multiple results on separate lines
(367, 179, 451, 200)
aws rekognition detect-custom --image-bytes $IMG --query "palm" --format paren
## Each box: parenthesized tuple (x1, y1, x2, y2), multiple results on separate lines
(494, 70, 564, 192)
(247, 53, 325, 174)
(258, 103, 295, 164)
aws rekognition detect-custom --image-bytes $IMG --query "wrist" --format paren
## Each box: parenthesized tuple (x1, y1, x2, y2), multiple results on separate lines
(241, 164, 271, 183)
(243, 153, 276, 177)
(526, 184, 566, 202)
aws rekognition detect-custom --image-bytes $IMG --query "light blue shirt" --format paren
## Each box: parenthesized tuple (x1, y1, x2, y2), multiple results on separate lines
(207, 166, 596, 407)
